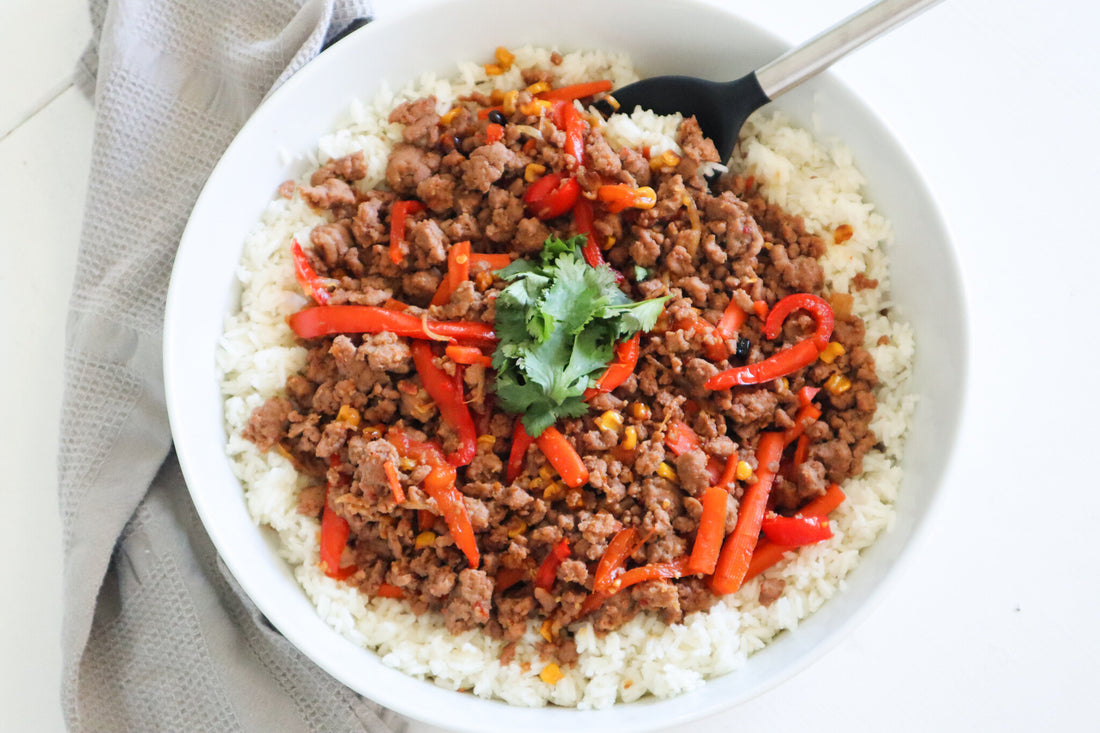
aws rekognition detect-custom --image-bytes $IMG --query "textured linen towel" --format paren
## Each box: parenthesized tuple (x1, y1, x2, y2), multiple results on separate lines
(60, 1, 406, 730)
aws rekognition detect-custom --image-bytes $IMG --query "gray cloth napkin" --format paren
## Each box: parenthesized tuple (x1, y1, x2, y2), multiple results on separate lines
(60, 1, 407, 730)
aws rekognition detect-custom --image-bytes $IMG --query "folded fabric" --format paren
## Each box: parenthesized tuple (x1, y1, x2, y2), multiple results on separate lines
(59, 1, 404, 729)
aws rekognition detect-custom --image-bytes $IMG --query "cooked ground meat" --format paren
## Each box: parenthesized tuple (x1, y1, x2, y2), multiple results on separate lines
(245, 74, 880, 663)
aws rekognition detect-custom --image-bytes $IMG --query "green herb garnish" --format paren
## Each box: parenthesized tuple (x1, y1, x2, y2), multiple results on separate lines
(491, 235, 668, 436)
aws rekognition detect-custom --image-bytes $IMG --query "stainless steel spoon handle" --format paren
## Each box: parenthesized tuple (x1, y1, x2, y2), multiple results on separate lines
(755, 0, 944, 99)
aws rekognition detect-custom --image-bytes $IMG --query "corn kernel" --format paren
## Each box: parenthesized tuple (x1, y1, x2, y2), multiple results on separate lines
(507, 521, 527, 539)
(489, 89, 505, 104)
(439, 106, 460, 125)
(833, 224, 854, 244)
(649, 149, 681, 171)
(778, 377, 790, 393)
(502, 90, 519, 115)
(596, 410, 624, 434)
(335, 404, 360, 427)
(415, 531, 437, 548)
(630, 402, 652, 421)
(483, 63, 504, 76)
(539, 619, 554, 642)
(361, 424, 384, 440)
(519, 98, 552, 116)
(819, 341, 847, 364)
(477, 434, 497, 448)
(525, 81, 551, 95)
(735, 460, 753, 481)
(622, 426, 638, 451)
(601, 235, 616, 251)
(529, 476, 544, 490)
(474, 270, 494, 291)
(825, 373, 852, 395)
(524, 163, 546, 182)
(543, 481, 564, 501)
(494, 46, 515, 69)
(656, 462, 678, 482)
(633, 186, 657, 210)
(539, 466, 554, 481)
(540, 663, 564, 684)
(603, 94, 621, 111)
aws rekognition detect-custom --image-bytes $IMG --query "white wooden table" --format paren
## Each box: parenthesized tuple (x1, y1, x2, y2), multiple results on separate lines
(2, 1, 1097, 731)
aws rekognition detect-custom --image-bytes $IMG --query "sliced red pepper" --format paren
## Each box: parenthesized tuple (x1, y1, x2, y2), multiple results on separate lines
(411, 341, 478, 467)
(445, 344, 493, 368)
(418, 509, 436, 532)
(797, 385, 821, 407)
(676, 317, 727, 362)
(506, 418, 534, 483)
(573, 198, 606, 268)
(764, 293, 835, 351)
(320, 499, 352, 580)
(792, 434, 810, 466)
(389, 200, 425, 265)
(584, 334, 640, 398)
(376, 583, 405, 599)
(561, 103, 585, 167)
(534, 539, 571, 590)
(469, 253, 512, 270)
(745, 484, 846, 581)
(783, 402, 823, 445)
(287, 305, 497, 349)
(717, 299, 747, 339)
(709, 431, 785, 595)
(290, 239, 331, 305)
(536, 425, 589, 488)
(663, 420, 723, 484)
(431, 240, 472, 306)
(593, 527, 637, 594)
(495, 566, 528, 593)
(687, 486, 728, 575)
(422, 461, 480, 568)
(538, 80, 613, 101)
(616, 556, 692, 591)
(705, 339, 820, 390)
(752, 299, 769, 320)
(485, 122, 504, 144)
(596, 183, 656, 214)
(761, 514, 833, 546)
(524, 171, 581, 220)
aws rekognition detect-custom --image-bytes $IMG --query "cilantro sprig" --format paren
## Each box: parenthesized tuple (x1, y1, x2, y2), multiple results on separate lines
(491, 235, 667, 436)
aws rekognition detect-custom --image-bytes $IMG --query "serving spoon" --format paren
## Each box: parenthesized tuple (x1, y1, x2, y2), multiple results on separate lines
(597, 0, 944, 161)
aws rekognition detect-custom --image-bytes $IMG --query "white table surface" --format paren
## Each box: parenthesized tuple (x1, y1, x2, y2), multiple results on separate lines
(3, 0, 1097, 731)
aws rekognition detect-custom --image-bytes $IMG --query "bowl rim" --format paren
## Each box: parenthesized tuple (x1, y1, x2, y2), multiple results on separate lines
(164, 0, 968, 729)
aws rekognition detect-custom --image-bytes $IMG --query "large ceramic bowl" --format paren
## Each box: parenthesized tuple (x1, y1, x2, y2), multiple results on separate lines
(164, 0, 966, 730)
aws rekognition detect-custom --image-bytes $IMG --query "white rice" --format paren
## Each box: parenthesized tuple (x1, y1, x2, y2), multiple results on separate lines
(217, 47, 915, 709)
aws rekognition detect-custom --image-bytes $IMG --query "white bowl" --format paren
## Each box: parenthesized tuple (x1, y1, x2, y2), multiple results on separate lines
(164, 0, 967, 730)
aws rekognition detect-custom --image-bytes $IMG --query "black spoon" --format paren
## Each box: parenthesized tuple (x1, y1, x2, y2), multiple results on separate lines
(596, 0, 943, 162)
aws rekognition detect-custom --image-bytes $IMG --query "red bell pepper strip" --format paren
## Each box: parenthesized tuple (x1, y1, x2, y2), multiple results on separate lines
(745, 484, 846, 581)
(687, 486, 728, 575)
(495, 566, 528, 593)
(764, 293, 835, 351)
(287, 305, 497, 349)
(705, 339, 820, 390)
(431, 240, 472, 306)
(761, 514, 833, 546)
(418, 509, 435, 532)
(469, 253, 512, 270)
(797, 385, 821, 407)
(290, 240, 331, 305)
(593, 527, 637, 593)
(485, 122, 504, 144)
(584, 334, 640, 399)
(752, 300, 769, 320)
(320, 501, 352, 580)
(578, 591, 606, 617)
(616, 556, 692, 591)
(390, 200, 425, 265)
(524, 171, 581, 220)
(783, 402, 823, 445)
(536, 425, 589, 488)
(538, 80, 613, 101)
(665, 420, 702, 456)
(382, 460, 405, 504)
(534, 539, 571, 590)
(422, 461, 480, 567)
(411, 341, 478, 467)
(717, 299, 747, 339)
(792, 434, 810, 466)
(561, 102, 585, 167)
(709, 431, 785, 595)
(445, 344, 493, 368)
(573, 198, 606, 268)
(676, 317, 727, 362)
(376, 583, 405, 599)
(596, 183, 656, 214)
(506, 418, 534, 483)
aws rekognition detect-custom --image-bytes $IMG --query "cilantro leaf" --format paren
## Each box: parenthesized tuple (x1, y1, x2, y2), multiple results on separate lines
(491, 235, 669, 436)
